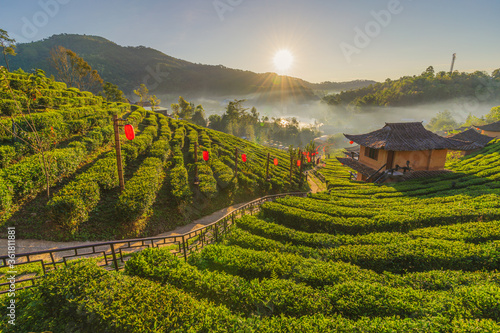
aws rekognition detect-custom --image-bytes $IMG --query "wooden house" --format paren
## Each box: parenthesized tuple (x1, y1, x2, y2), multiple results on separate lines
(475, 121, 500, 138)
(337, 122, 479, 183)
(448, 128, 493, 155)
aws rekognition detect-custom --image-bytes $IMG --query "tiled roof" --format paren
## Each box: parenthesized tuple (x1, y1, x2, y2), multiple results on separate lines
(448, 129, 493, 148)
(337, 157, 378, 178)
(475, 121, 500, 132)
(344, 122, 480, 151)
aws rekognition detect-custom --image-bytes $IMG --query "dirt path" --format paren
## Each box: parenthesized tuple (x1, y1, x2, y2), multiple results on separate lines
(307, 169, 327, 193)
(1, 174, 328, 256)
(0, 202, 249, 255)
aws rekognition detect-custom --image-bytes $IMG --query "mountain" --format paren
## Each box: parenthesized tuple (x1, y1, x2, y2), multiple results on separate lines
(3, 34, 375, 101)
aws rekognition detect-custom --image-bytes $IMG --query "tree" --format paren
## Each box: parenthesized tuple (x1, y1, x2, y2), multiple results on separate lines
(178, 96, 193, 120)
(102, 82, 126, 102)
(485, 105, 500, 123)
(150, 94, 160, 111)
(50, 46, 103, 93)
(426, 110, 458, 132)
(133, 84, 149, 106)
(192, 105, 207, 126)
(0, 29, 16, 72)
(171, 103, 180, 117)
(208, 114, 223, 131)
(423, 66, 435, 77)
(492, 68, 500, 80)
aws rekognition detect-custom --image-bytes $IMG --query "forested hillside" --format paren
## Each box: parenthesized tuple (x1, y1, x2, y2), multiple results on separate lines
(2, 34, 372, 99)
(323, 66, 500, 107)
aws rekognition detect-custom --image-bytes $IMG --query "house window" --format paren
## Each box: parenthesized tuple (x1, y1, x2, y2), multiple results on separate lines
(365, 147, 379, 160)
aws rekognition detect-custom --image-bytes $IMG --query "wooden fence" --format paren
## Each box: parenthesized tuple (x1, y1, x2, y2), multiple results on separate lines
(0, 192, 307, 294)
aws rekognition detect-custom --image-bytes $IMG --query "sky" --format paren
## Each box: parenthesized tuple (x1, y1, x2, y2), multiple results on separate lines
(1, 0, 499, 83)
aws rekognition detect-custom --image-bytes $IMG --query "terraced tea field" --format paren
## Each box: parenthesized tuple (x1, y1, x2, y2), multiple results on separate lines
(3, 140, 500, 332)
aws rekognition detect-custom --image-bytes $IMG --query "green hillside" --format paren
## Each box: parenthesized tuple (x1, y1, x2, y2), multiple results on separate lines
(3, 137, 500, 331)
(2, 34, 371, 100)
(0, 69, 308, 241)
(323, 66, 500, 107)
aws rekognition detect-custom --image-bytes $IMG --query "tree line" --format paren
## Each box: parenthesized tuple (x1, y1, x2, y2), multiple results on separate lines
(169, 96, 320, 148)
(323, 66, 500, 107)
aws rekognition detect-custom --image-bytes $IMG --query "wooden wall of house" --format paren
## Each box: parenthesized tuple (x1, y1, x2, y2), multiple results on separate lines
(394, 149, 447, 171)
(359, 146, 388, 170)
(481, 130, 500, 138)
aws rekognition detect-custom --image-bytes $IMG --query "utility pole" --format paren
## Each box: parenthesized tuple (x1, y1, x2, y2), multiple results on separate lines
(112, 115, 125, 192)
(299, 150, 304, 187)
(450, 53, 456, 74)
(265, 153, 270, 181)
(289, 152, 293, 185)
(234, 147, 238, 180)
(194, 141, 199, 185)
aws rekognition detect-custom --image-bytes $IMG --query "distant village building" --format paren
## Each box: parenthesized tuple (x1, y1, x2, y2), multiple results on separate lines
(337, 122, 479, 183)
(447, 128, 493, 155)
(475, 121, 500, 138)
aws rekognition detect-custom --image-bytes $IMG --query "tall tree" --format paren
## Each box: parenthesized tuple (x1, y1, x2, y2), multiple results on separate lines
(192, 105, 207, 126)
(50, 46, 103, 93)
(150, 94, 161, 111)
(178, 96, 193, 120)
(133, 83, 149, 106)
(0, 29, 16, 72)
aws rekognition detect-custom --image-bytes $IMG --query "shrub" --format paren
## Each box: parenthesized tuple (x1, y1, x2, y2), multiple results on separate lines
(0, 145, 16, 168)
(116, 157, 164, 222)
(48, 180, 100, 231)
(0, 99, 19, 116)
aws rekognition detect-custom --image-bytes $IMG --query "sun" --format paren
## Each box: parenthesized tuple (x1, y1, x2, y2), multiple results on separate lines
(273, 49, 294, 74)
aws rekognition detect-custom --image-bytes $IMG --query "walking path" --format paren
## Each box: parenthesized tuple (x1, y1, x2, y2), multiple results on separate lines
(1, 175, 325, 255)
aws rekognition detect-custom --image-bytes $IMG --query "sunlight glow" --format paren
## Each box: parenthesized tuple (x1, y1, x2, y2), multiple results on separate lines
(273, 50, 294, 74)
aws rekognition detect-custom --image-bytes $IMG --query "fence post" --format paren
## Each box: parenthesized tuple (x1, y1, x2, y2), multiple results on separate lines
(182, 235, 188, 262)
(110, 243, 119, 271)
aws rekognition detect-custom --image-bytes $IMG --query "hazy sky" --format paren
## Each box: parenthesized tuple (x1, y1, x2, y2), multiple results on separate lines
(1, 0, 499, 83)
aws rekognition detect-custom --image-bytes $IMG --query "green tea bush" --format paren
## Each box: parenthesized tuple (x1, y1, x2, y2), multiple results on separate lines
(116, 157, 164, 222)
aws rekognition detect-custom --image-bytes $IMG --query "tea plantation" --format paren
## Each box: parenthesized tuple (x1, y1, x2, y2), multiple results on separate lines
(0, 69, 306, 241)
(2, 141, 500, 331)
(1, 69, 500, 332)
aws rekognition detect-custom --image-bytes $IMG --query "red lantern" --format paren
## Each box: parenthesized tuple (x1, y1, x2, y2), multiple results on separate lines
(202, 151, 209, 161)
(349, 140, 354, 144)
(307, 156, 311, 163)
(297, 160, 301, 167)
(273, 158, 278, 166)
(124, 124, 135, 140)
(242, 154, 247, 162)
